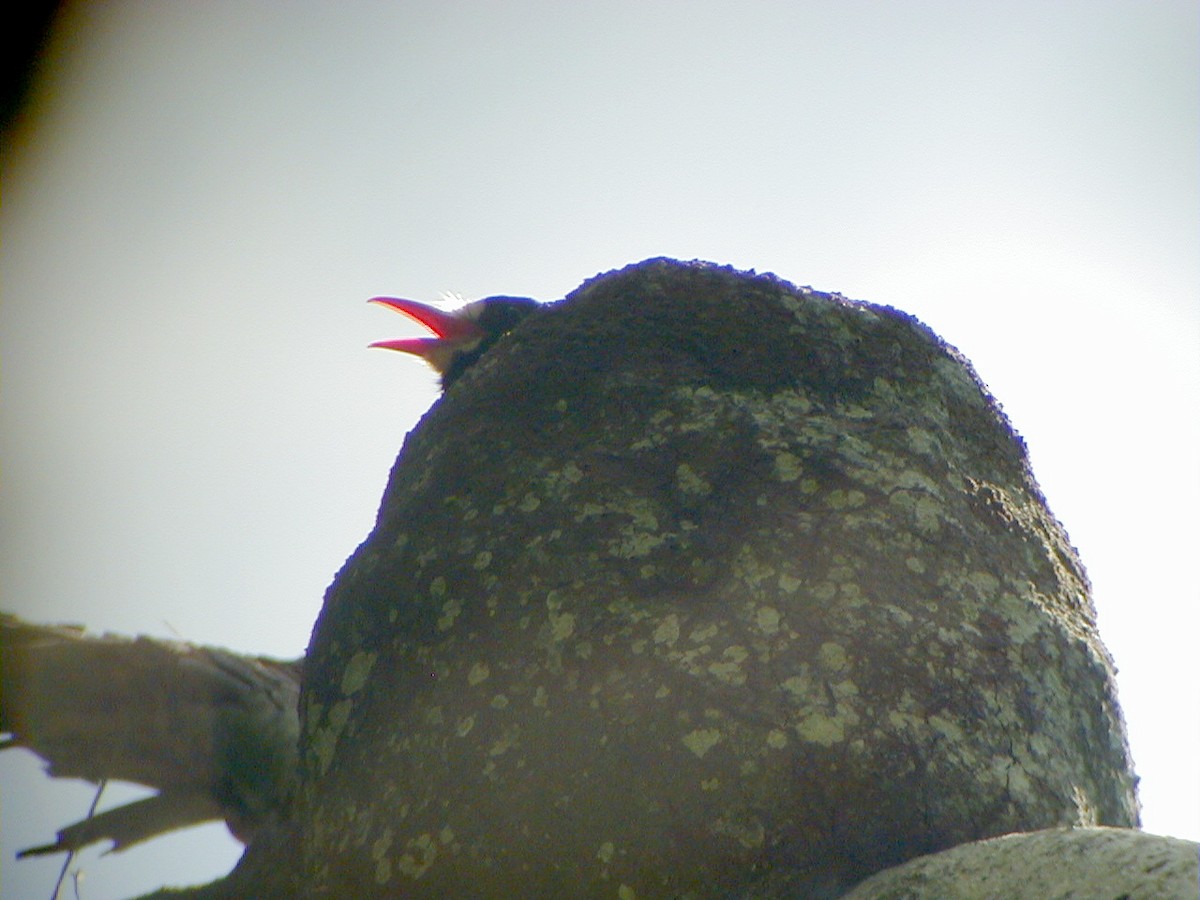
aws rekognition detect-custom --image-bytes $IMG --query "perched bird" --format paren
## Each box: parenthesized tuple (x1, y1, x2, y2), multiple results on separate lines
(369, 295, 540, 387)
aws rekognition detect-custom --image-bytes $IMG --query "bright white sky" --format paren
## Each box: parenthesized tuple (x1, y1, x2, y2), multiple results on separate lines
(2, 3, 1196, 898)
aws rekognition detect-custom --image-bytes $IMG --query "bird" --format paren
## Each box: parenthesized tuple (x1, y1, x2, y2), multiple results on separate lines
(369, 295, 540, 388)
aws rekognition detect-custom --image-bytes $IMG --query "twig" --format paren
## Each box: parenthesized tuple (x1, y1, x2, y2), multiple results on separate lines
(51, 780, 106, 900)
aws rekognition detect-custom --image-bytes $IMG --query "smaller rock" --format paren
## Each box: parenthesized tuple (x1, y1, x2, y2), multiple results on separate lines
(842, 826, 1198, 899)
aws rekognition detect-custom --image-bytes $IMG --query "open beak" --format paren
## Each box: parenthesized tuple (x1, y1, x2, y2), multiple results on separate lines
(368, 297, 487, 367)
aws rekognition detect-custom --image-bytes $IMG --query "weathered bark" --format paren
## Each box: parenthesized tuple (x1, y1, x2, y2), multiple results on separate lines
(0, 615, 299, 858)
(293, 259, 1138, 897)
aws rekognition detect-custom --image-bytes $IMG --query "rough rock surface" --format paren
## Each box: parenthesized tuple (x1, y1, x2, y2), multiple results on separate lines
(289, 259, 1138, 898)
(841, 826, 1198, 900)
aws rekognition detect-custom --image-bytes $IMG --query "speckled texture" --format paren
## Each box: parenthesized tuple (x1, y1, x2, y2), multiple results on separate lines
(841, 827, 1198, 899)
(298, 259, 1139, 898)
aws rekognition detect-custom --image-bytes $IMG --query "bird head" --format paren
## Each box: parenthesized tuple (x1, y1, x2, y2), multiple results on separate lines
(369, 295, 539, 388)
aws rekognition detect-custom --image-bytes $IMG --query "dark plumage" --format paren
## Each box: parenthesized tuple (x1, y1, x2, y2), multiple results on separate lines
(369, 295, 540, 387)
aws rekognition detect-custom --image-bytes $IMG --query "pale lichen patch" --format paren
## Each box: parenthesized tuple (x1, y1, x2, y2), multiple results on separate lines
(817, 641, 848, 672)
(328, 698, 352, 734)
(543, 461, 584, 498)
(488, 727, 519, 756)
(682, 728, 722, 758)
(712, 815, 766, 849)
(340, 651, 377, 696)
(772, 451, 803, 482)
(1006, 606, 1043, 644)
(437, 596, 462, 631)
(371, 828, 394, 885)
(311, 697, 354, 776)
(612, 511, 665, 558)
(912, 493, 943, 534)
(929, 714, 964, 742)
(1072, 785, 1099, 826)
(374, 857, 392, 885)
(396, 832, 438, 879)
(776, 573, 802, 595)
(796, 712, 845, 746)
(781, 674, 809, 698)
(754, 605, 782, 634)
(549, 611, 576, 642)
(967, 570, 1001, 598)
(675, 462, 712, 496)
(708, 645, 749, 685)
(812, 581, 837, 602)
(653, 614, 681, 646)
(309, 723, 339, 778)
(826, 489, 867, 509)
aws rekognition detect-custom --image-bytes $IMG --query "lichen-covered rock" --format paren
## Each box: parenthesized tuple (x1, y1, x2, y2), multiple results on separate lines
(841, 827, 1197, 900)
(298, 259, 1138, 897)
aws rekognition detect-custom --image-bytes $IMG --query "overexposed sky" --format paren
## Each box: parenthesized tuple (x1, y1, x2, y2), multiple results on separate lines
(2, 3, 1196, 897)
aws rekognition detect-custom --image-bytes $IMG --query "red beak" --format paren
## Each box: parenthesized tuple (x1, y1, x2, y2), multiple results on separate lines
(368, 297, 486, 360)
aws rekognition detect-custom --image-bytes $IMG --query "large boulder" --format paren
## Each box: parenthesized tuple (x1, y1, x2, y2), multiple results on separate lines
(293, 258, 1137, 897)
(842, 826, 1197, 899)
